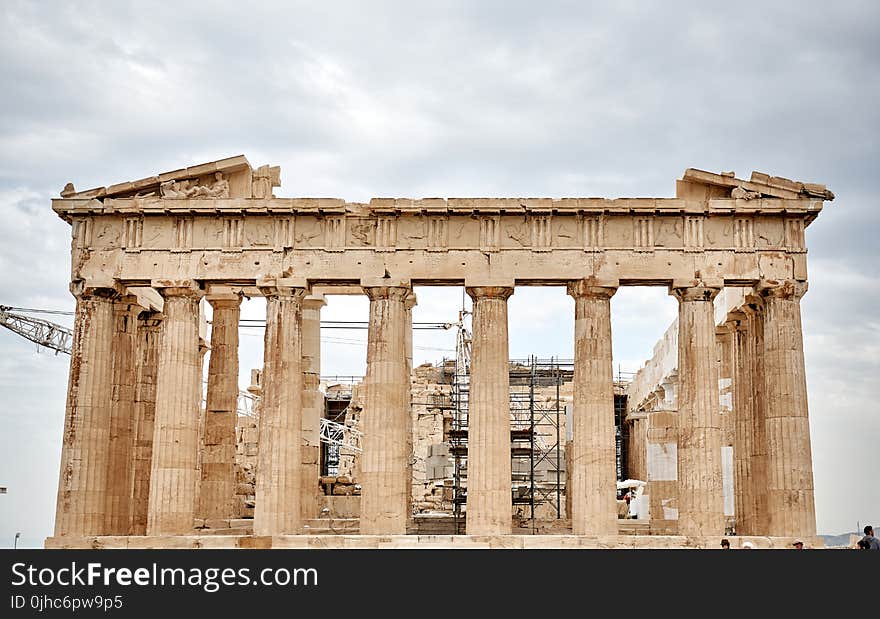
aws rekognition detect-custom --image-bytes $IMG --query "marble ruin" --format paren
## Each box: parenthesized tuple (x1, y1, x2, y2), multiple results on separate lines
(46, 155, 833, 548)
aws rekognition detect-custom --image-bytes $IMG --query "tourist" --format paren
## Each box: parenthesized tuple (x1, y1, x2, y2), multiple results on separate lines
(859, 525, 880, 550)
(720, 538, 730, 549)
(792, 539, 805, 549)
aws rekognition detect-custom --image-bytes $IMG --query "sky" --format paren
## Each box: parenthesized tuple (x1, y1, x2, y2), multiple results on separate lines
(0, 1, 877, 546)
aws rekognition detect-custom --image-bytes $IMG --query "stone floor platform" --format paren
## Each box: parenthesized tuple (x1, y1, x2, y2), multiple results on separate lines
(45, 534, 823, 550)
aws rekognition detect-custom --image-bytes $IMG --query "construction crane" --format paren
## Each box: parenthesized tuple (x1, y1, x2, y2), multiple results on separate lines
(0, 306, 73, 355)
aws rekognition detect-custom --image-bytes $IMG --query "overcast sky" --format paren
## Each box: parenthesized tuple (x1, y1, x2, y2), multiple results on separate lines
(1, 1, 877, 546)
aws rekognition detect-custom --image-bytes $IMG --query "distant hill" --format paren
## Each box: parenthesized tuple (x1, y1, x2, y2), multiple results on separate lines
(820, 532, 860, 548)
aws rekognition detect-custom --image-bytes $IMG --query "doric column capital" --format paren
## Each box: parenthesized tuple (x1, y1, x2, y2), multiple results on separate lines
(741, 291, 765, 315)
(205, 285, 243, 309)
(727, 309, 748, 328)
(259, 285, 308, 301)
(206, 297, 242, 310)
(364, 286, 410, 301)
(755, 279, 808, 301)
(137, 311, 164, 329)
(152, 279, 205, 300)
(111, 296, 143, 330)
(70, 280, 125, 301)
(566, 279, 618, 300)
(466, 286, 514, 301)
(302, 293, 327, 311)
(669, 285, 721, 303)
(625, 410, 648, 422)
(716, 323, 735, 338)
(361, 275, 411, 289)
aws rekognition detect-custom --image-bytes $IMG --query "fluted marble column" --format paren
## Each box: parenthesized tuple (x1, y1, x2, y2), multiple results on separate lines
(465, 286, 514, 535)
(670, 284, 724, 536)
(129, 312, 162, 535)
(54, 286, 119, 536)
(198, 291, 241, 521)
(254, 286, 306, 535)
(743, 297, 770, 534)
(758, 280, 816, 537)
(404, 293, 416, 375)
(300, 293, 325, 520)
(404, 292, 417, 518)
(626, 413, 648, 484)
(360, 286, 411, 534)
(567, 281, 618, 535)
(103, 296, 139, 534)
(147, 283, 204, 535)
(730, 311, 757, 535)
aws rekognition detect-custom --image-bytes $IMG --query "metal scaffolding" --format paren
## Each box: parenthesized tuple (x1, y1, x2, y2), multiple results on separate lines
(445, 307, 634, 529)
(508, 357, 570, 524)
(447, 328, 572, 528)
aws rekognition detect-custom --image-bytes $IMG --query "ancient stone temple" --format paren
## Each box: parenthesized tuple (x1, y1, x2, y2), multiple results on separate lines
(46, 155, 833, 548)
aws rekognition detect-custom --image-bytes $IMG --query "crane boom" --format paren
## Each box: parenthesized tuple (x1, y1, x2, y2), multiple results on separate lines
(0, 306, 72, 355)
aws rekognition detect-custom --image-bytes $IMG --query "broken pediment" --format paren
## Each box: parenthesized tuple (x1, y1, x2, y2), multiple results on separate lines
(58, 155, 281, 201)
(677, 168, 835, 202)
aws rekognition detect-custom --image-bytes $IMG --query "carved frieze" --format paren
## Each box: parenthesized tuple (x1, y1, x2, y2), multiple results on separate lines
(426, 216, 448, 251)
(683, 215, 705, 252)
(160, 173, 230, 199)
(784, 217, 806, 252)
(634, 217, 654, 252)
(375, 216, 398, 251)
(348, 219, 373, 247)
(124, 217, 143, 251)
(530, 215, 552, 251)
(754, 217, 785, 249)
(294, 218, 322, 248)
(734, 217, 754, 252)
(325, 216, 346, 251)
(273, 217, 293, 252)
(73, 218, 93, 249)
(551, 217, 578, 249)
(63, 209, 818, 260)
(222, 217, 244, 250)
(173, 217, 193, 251)
(581, 215, 604, 251)
(504, 217, 530, 249)
(479, 216, 501, 252)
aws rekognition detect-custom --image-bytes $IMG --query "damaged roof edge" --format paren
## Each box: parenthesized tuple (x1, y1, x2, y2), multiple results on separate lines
(683, 167, 834, 201)
(59, 154, 251, 200)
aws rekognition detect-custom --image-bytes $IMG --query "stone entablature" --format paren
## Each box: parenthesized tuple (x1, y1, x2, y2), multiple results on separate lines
(55, 199, 822, 252)
(53, 202, 820, 287)
(52, 163, 830, 289)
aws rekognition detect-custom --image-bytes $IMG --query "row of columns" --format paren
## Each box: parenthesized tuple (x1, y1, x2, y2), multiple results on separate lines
(628, 282, 816, 537)
(54, 277, 814, 539)
(567, 279, 814, 537)
(729, 282, 816, 537)
(54, 281, 417, 537)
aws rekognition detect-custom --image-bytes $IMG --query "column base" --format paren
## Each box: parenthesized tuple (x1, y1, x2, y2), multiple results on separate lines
(44, 534, 826, 550)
